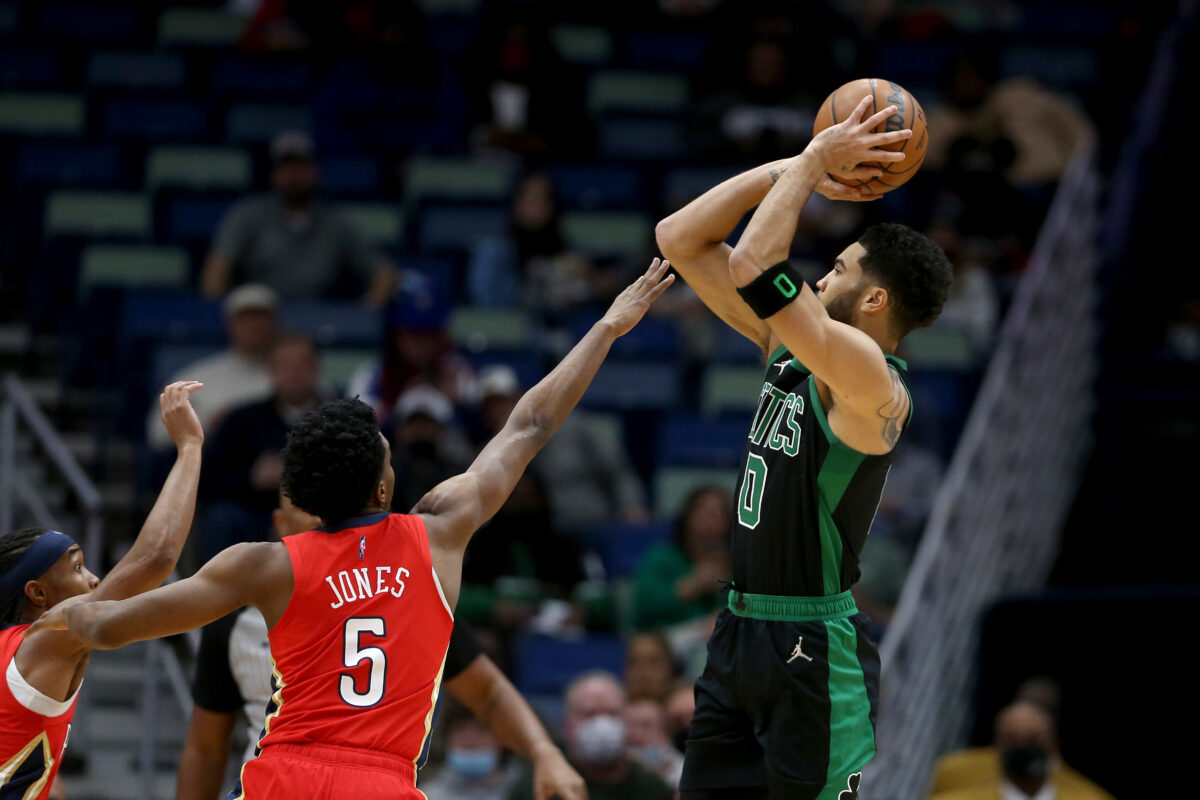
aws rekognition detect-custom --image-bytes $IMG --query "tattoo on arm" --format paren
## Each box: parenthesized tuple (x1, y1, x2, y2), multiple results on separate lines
(769, 166, 788, 185)
(877, 368, 908, 448)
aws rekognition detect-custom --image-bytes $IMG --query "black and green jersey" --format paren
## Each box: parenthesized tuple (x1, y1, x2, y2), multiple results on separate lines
(731, 343, 911, 597)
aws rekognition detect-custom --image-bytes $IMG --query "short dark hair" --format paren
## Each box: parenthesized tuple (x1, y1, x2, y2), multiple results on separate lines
(857, 223, 954, 337)
(281, 399, 386, 524)
(0, 527, 48, 624)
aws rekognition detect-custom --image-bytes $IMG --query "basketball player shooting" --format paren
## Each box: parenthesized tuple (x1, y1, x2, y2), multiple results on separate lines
(655, 96, 954, 799)
(30, 259, 675, 799)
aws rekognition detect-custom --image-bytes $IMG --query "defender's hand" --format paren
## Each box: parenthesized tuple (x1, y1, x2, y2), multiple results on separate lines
(808, 95, 911, 178)
(533, 745, 588, 800)
(599, 258, 675, 338)
(26, 594, 86, 637)
(160, 381, 204, 449)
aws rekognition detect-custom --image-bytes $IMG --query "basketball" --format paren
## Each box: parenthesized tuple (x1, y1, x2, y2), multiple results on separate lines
(812, 78, 928, 194)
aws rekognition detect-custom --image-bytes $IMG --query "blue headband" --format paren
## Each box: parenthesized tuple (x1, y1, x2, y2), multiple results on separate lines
(0, 530, 76, 607)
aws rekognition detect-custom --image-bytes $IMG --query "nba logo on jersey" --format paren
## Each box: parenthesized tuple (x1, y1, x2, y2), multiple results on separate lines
(358, 536, 366, 559)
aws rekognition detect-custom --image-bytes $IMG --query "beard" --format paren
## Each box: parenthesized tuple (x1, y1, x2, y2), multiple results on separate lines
(823, 289, 860, 325)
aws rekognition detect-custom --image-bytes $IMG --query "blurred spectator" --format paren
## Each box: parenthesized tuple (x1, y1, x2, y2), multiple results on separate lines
(925, 50, 1096, 188)
(507, 671, 673, 800)
(456, 470, 589, 642)
(386, 384, 472, 513)
(197, 333, 325, 563)
(692, 37, 816, 162)
(624, 699, 684, 794)
(476, 365, 649, 533)
(663, 682, 695, 754)
(468, 174, 603, 319)
(200, 130, 396, 307)
(929, 698, 1114, 800)
(464, 13, 589, 160)
(923, 224, 1003, 360)
(624, 632, 678, 705)
(145, 284, 277, 451)
(631, 485, 731, 631)
(347, 291, 473, 421)
(420, 698, 521, 800)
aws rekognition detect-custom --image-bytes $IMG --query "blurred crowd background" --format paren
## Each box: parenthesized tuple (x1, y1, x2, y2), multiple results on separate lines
(0, 0, 1195, 798)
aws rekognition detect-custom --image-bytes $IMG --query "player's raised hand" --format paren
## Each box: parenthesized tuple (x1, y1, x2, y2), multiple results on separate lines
(160, 381, 204, 449)
(808, 94, 911, 178)
(599, 257, 675, 338)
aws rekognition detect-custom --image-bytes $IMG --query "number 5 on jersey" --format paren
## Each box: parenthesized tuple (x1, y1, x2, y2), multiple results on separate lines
(340, 617, 386, 707)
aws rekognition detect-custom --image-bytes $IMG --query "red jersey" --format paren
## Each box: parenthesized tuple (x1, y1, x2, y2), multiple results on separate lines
(0, 624, 79, 800)
(255, 512, 454, 767)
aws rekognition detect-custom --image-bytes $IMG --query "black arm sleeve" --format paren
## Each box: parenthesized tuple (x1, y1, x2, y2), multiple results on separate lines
(442, 622, 485, 681)
(191, 609, 245, 713)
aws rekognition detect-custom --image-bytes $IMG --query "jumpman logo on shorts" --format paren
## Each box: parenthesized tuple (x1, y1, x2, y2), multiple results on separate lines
(787, 636, 813, 663)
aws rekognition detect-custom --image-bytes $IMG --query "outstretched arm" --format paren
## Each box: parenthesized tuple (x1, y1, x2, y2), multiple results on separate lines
(448, 655, 586, 800)
(415, 259, 674, 605)
(728, 97, 912, 431)
(27, 542, 290, 649)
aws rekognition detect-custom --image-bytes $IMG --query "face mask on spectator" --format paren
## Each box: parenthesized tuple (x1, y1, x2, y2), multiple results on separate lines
(446, 748, 499, 779)
(573, 715, 626, 764)
(1002, 744, 1050, 784)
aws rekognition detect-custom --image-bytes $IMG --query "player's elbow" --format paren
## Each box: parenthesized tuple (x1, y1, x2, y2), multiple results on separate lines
(727, 246, 762, 286)
(654, 216, 688, 259)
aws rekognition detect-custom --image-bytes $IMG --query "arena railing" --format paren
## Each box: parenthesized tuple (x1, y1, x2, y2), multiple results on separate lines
(864, 139, 1101, 799)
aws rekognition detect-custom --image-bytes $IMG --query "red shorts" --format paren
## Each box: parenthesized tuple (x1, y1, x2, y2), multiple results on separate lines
(232, 743, 423, 799)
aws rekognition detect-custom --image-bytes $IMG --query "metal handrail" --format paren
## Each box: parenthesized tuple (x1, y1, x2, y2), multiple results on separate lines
(0, 372, 104, 571)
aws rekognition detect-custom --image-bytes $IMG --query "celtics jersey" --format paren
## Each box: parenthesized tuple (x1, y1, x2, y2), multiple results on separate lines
(730, 344, 911, 597)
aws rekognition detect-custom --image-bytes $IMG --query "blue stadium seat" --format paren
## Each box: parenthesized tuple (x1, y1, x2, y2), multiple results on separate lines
(547, 164, 642, 210)
(225, 103, 312, 143)
(513, 634, 626, 696)
(103, 98, 207, 141)
(597, 521, 673, 579)
(462, 351, 546, 392)
(582, 360, 682, 411)
(418, 205, 506, 253)
(210, 55, 311, 99)
(279, 301, 383, 348)
(597, 117, 686, 161)
(39, 3, 139, 43)
(657, 414, 747, 468)
(662, 166, 741, 212)
(15, 142, 123, 187)
(87, 51, 187, 91)
(164, 195, 236, 244)
(621, 30, 712, 71)
(873, 43, 955, 89)
(0, 47, 61, 89)
(319, 156, 382, 198)
(118, 292, 224, 354)
(567, 311, 678, 360)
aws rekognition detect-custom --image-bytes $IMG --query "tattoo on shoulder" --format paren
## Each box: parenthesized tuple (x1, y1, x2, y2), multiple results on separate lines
(769, 166, 788, 185)
(876, 369, 908, 448)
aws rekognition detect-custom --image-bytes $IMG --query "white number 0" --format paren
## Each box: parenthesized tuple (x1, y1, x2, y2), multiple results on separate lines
(339, 617, 386, 707)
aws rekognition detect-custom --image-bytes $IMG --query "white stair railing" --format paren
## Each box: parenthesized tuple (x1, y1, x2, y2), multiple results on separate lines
(864, 141, 1101, 799)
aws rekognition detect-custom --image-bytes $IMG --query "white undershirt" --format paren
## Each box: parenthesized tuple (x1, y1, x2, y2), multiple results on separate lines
(6, 658, 80, 717)
(1001, 779, 1056, 800)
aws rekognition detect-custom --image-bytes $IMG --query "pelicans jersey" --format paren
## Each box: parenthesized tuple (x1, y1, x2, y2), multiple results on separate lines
(232, 512, 454, 800)
(0, 624, 79, 800)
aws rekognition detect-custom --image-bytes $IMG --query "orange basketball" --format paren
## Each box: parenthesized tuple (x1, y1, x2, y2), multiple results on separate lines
(812, 78, 928, 194)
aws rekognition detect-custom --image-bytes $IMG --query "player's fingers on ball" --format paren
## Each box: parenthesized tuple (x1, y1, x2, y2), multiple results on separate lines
(868, 129, 912, 146)
(850, 94, 873, 122)
(864, 105, 899, 128)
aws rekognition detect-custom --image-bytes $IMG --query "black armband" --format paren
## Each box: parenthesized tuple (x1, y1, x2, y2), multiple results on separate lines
(735, 261, 805, 319)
